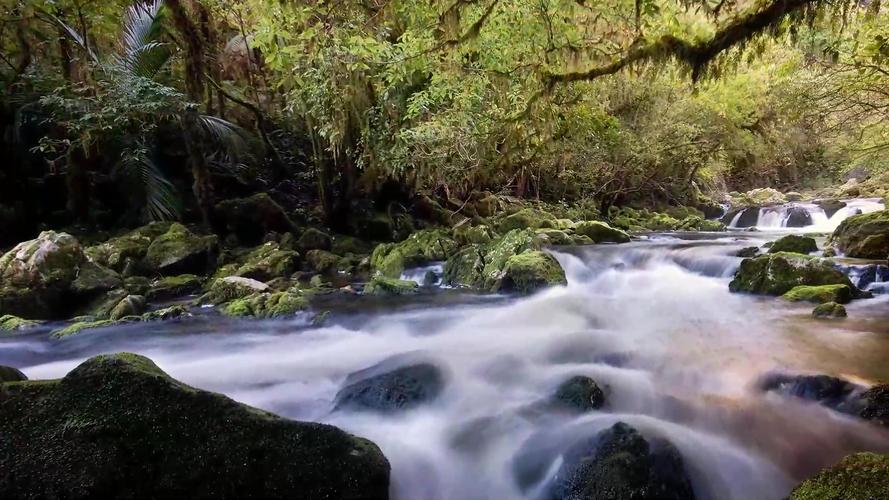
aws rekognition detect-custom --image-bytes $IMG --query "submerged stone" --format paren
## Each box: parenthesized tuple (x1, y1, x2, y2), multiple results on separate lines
(547, 422, 696, 500)
(551, 376, 606, 413)
(789, 452, 889, 500)
(335, 360, 445, 413)
(0, 353, 390, 499)
(812, 302, 847, 319)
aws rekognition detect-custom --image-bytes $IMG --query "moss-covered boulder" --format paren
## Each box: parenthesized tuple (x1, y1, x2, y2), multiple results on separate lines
(206, 276, 269, 304)
(535, 229, 574, 246)
(813, 302, 847, 319)
(0, 315, 39, 333)
(364, 276, 420, 296)
(51, 319, 119, 338)
(233, 242, 300, 282)
(548, 422, 695, 500)
(147, 274, 204, 300)
(143, 224, 218, 276)
(84, 222, 172, 273)
(729, 253, 854, 296)
(736, 246, 760, 258)
(214, 193, 297, 246)
(70, 261, 123, 297)
(677, 216, 725, 232)
(370, 229, 458, 278)
(0, 365, 27, 382)
(306, 249, 341, 274)
(0, 231, 86, 319)
(768, 235, 818, 255)
(496, 208, 557, 232)
(575, 221, 631, 243)
(551, 375, 605, 413)
(222, 290, 309, 318)
(296, 228, 333, 253)
(0, 353, 390, 499)
(110, 295, 147, 321)
(454, 224, 495, 246)
(782, 284, 853, 304)
(496, 251, 567, 294)
(443, 245, 486, 289)
(142, 305, 189, 322)
(789, 453, 889, 500)
(334, 360, 445, 413)
(829, 209, 889, 260)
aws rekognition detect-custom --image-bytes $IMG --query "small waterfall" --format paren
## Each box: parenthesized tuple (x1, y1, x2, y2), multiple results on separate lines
(401, 262, 445, 286)
(726, 198, 884, 231)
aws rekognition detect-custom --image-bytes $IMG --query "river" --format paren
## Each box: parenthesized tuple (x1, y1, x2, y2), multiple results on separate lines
(2, 217, 889, 499)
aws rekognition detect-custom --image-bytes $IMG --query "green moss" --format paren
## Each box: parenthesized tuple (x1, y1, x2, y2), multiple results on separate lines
(364, 276, 420, 296)
(812, 302, 847, 319)
(147, 274, 204, 300)
(222, 290, 309, 318)
(790, 453, 889, 500)
(442, 245, 486, 288)
(769, 235, 818, 255)
(109, 295, 146, 321)
(496, 251, 567, 294)
(575, 221, 631, 243)
(142, 224, 218, 276)
(0, 353, 390, 498)
(306, 249, 342, 274)
(370, 229, 457, 278)
(0, 314, 39, 333)
(535, 229, 575, 246)
(70, 261, 123, 296)
(296, 228, 333, 252)
(141, 305, 189, 322)
(233, 242, 299, 282)
(783, 284, 852, 304)
(678, 215, 725, 232)
(496, 208, 557, 232)
(829, 209, 889, 259)
(453, 225, 495, 245)
(206, 276, 269, 304)
(730, 253, 854, 296)
(51, 320, 118, 339)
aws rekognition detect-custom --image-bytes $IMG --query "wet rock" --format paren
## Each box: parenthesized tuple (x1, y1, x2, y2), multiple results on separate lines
(335, 360, 445, 413)
(729, 253, 855, 296)
(0, 353, 390, 499)
(70, 261, 123, 297)
(232, 242, 300, 282)
(736, 246, 760, 258)
(815, 199, 847, 219)
(782, 284, 852, 304)
(109, 295, 147, 321)
(829, 209, 889, 260)
(785, 207, 813, 228)
(0, 315, 39, 333)
(206, 276, 269, 304)
(296, 228, 333, 253)
(759, 373, 861, 410)
(536, 229, 575, 246)
(214, 193, 297, 246)
(497, 208, 557, 232)
(142, 305, 189, 322)
(306, 249, 341, 274)
(143, 224, 218, 276)
(496, 251, 567, 294)
(0, 365, 27, 382)
(364, 276, 420, 296)
(721, 207, 760, 228)
(146, 274, 204, 300)
(443, 245, 486, 288)
(785, 192, 804, 202)
(547, 422, 696, 500)
(51, 319, 119, 338)
(677, 216, 725, 232)
(789, 452, 889, 500)
(84, 222, 173, 273)
(370, 229, 457, 278)
(812, 302, 847, 319)
(857, 385, 889, 426)
(551, 376, 606, 413)
(768, 235, 818, 255)
(575, 221, 631, 243)
(222, 290, 309, 318)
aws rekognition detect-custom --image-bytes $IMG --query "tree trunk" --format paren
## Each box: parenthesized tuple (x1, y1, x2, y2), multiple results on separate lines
(181, 109, 216, 228)
(166, 0, 205, 103)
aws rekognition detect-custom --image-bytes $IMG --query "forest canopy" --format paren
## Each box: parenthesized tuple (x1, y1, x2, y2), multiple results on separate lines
(1, 0, 886, 234)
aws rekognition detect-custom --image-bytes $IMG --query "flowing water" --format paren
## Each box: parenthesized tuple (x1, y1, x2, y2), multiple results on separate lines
(3, 214, 889, 499)
(726, 197, 884, 232)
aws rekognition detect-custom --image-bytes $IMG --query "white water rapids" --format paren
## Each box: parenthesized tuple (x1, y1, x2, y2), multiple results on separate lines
(3, 233, 889, 499)
(726, 198, 884, 231)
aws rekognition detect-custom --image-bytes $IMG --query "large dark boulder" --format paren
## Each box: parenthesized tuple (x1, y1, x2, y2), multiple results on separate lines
(0, 353, 390, 499)
(789, 453, 889, 500)
(215, 193, 297, 246)
(815, 199, 847, 219)
(721, 207, 760, 228)
(0, 365, 26, 382)
(335, 357, 445, 413)
(547, 422, 696, 500)
(729, 253, 855, 296)
(829, 209, 889, 260)
(768, 235, 818, 255)
(550, 376, 606, 413)
(142, 223, 219, 276)
(785, 208, 813, 228)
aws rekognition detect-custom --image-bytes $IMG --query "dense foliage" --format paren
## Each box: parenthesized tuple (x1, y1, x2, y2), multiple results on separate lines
(1, 0, 886, 234)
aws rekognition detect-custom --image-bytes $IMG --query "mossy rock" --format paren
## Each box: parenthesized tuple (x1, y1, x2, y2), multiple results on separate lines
(123, 276, 151, 296)
(736, 246, 760, 258)
(496, 251, 567, 294)
(551, 375, 605, 413)
(783, 285, 852, 304)
(147, 274, 204, 301)
(142, 224, 218, 276)
(575, 221, 631, 243)
(829, 209, 889, 259)
(51, 319, 119, 339)
(665, 206, 705, 220)
(142, 305, 189, 322)
(214, 193, 297, 246)
(306, 249, 342, 274)
(110, 295, 147, 321)
(729, 253, 855, 296)
(789, 452, 889, 500)
(222, 290, 309, 318)
(233, 242, 300, 282)
(677, 216, 725, 232)
(0, 315, 39, 333)
(206, 276, 270, 304)
(813, 302, 847, 319)
(331, 235, 373, 256)
(70, 261, 123, 296)
(454, 225, 495, 246)
(0, 353, 390, 499)
(769, 235, 818, 255)
(296, 228, 333, 253)
(442, 245, 486, 289)
(364, 276, 420, 296)
(84, 222, 172, 273)
(535, 229, 574, 246)
(370, 229, 457, 279)
(334, 360, 444, 413)
(496, 208, 557, 233)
